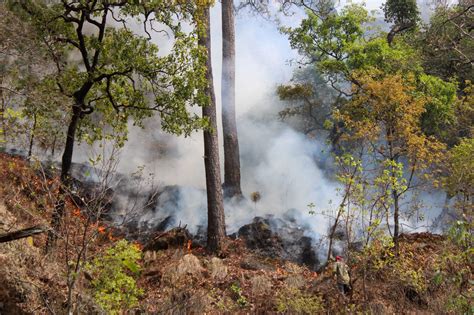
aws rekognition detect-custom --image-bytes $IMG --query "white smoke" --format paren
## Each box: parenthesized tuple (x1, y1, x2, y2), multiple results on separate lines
(92, 4, 340, 237)
(71, 3, 443, 243)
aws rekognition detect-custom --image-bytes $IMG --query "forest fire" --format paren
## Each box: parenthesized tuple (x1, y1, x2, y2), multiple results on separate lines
(0, 0, 472, 313)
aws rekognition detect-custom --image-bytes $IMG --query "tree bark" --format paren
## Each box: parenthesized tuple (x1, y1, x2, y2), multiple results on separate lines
(0, 85, 5, 144)
(393, 188, 400, 253)
(45, 102, 82, 253)
(0, 225, 47, 243)
(198, 6, 226, 253)
(27, 112, 37, 159)
(221, 0, 242, 198)
(387, 128, 400, 254)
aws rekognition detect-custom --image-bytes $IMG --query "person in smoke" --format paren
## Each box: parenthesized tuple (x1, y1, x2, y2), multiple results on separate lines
(334, 255, 351, 296)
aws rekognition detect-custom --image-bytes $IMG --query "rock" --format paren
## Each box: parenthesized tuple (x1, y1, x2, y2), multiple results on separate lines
(208, 257, 228, 280)
(176, 254, 204, 277)
(251, 275, 273, 295)
(162, 254, 204, 286)
(237, 216, 320, 270)
(284, 274, 306, 289)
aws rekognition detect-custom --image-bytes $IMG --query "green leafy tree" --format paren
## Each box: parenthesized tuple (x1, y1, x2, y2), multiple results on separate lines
(444, 138, 474, 217)
(382, 0, 420, 45)
(417, 2, 474, 86)
(336, 71, 446, 252)
(1, 3, 66, 153)
(277, 66, 341, 142)
(283, 4, 423, 93)
(418, 74, 457, 144)
(6, 1, 209, 251)
(284, 5, 463, 253)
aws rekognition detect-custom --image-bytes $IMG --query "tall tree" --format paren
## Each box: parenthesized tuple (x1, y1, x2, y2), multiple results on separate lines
(339, 71, 445, 252)
(418, 2, 473, 88)
(284, 4, 452, 253)
(8, 1, 208, 252)
(221, 0, 243, 198)
(198, 3, 227, 252)
(382, 0, 420, 45)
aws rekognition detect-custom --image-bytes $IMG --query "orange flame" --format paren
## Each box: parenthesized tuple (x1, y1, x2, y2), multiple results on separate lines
(276, 267, 286, 275)
(187, 240, 192, 252)
(133, 242, 143, 251)
(72, 207, 81, 217)
(98, 226, 106, 234)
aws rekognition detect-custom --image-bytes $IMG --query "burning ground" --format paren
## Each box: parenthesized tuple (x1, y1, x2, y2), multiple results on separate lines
(0, 153, 472, 314)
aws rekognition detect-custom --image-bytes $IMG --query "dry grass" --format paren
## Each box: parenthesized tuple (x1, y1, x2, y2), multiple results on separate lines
(0, 153, 471, 314)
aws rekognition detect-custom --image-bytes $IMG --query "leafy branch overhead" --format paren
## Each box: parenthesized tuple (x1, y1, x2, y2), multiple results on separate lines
(8, 0, 210, 143)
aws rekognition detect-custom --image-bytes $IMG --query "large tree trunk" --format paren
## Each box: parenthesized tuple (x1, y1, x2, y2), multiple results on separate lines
(387, 129, 400, 254)
(45, 103, 82, 253)
(393, 189, 400, 253)
(27, 112, 37, 159)
(198, 5, 226, 253)
(221, 0, 242, 198)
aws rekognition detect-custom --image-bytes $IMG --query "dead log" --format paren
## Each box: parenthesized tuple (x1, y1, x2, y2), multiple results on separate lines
(0, 225, 48, 243)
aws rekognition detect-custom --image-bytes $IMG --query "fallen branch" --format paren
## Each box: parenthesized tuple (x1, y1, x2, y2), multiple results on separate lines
(0, 225, 48, 243)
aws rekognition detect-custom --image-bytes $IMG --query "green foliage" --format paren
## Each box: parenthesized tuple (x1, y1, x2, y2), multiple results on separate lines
(382, 0, 419, 26)
(348, 38, 421, 75)
(209, 288, 237, 312)
(418, 74, 457, 140)
(393, 252, 427, 293)
(445, 138, 474, 200)
(5, 0, 210, 152)
(277, 66, 340, 136)
(419, 3, 474, 84)
(445, 292, 473, 314)
(86, 240, 143, 314)
(363, 236, 396, 271)
(230, 283, 248, 307)
(275, 286, 323, 314)
(447, 220, 473, 250)
(284, 4, 371, 79)
(432, 220, 473, 313)
(284, 4, 424, 81)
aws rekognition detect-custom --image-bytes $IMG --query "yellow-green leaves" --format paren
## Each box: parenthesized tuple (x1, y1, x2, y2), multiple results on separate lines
(86, 240, 143, 315)
(445, 138, 474, 199)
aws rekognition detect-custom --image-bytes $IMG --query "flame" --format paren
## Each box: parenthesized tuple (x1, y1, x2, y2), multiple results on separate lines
(133, 242, 143, 251)
(72, 207, 81, 217)
(276, 267, 286, 275)
(97, 225, 106, 234)
(187, 240, 192, 252)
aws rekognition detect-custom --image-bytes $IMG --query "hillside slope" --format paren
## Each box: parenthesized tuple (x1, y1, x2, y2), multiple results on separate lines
(0, 153, 472, 314)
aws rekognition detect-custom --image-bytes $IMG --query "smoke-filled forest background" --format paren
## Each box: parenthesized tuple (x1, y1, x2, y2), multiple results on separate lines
(0, 0, 472, 314)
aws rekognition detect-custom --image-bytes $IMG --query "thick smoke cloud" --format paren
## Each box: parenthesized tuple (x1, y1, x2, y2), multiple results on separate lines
(92, 4, 338, 237)
(72, 2, 443, 245)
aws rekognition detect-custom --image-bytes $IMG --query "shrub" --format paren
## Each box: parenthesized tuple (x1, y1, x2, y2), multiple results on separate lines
(230, 283, 248, 307)
(86, 240, 143, 314)
(275, 286, 323, 314)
